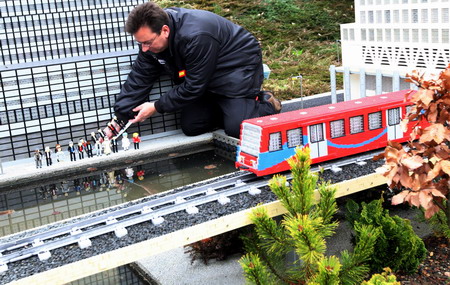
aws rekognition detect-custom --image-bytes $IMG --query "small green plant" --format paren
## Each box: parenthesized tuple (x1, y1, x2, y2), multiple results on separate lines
(261, 0, 301, 22)
(346, 198, 427, 274)
(239, 147, 379, 284)
(361, 268, 400, 285)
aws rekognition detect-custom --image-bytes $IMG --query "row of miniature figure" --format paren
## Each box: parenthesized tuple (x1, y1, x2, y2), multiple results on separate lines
(34, 131, 141, 169)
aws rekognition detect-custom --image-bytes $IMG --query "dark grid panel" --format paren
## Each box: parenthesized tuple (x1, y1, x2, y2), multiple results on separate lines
(68, 264, 148, 285)
(0, 53, 179, 162)
(1, 0, 145, 17)
(0, 0, 147, 64)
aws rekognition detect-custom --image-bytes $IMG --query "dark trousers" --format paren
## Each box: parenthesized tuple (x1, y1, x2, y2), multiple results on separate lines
(180, 92, 275, 138)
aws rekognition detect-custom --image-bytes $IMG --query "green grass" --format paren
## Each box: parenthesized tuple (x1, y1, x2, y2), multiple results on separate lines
(159, 0, 354, 100)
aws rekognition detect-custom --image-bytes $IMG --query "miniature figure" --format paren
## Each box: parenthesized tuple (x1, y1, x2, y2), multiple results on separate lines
(55, 144, 65, 162)
(34, 149, 43, 169)
(107, 122, 119, 137)
(86, 141, 93, 158)
(107, 171, 116, 186)
(132, 132, 141, 150)
(49, 183, 57, 199)
(78, 139, 85, 160)
(111, 137, 118, 153)
(95, 137, 103, 156)
(103, 137, 112, 155)
(44, 146, 52, 166)
(67, 141, 76, 161)
(122, 132, 130, 151)
(74, 179, 81, 195)
(102, 116, 132, 141)
(84, 178, 91, 192)
(97, 129, 106, 140)
(60, 181, 69, 196)
(91, 132, 98, 144)
(125, 167, 134, 182)
(137, 170, 145, 180)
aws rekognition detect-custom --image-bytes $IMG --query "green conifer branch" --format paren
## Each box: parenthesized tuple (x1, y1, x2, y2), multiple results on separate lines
(339, 224, 379, 285)
(239, 253, 275, 285)
(250, 207, 292, 255)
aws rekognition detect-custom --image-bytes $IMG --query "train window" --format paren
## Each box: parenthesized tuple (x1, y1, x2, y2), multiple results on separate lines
(368, 111, 382, 130)
(330, 119, 345, 138)
(388, 108, 401, 126)
(287, 128, 303, 148)
(350, 115, 364, 134)
(406, 105, 418, 121)
(269, 132, 282, 151)
(310, 123, 324, 143)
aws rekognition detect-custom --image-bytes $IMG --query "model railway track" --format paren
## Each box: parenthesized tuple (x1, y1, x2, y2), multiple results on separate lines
(0, 151, 381, 272)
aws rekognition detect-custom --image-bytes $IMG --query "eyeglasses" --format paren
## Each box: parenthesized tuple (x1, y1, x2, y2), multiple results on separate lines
(135, 33, 159, 48)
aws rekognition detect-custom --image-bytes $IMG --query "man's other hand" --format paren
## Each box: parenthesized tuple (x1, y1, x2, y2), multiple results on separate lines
(130, 102, 157, 123)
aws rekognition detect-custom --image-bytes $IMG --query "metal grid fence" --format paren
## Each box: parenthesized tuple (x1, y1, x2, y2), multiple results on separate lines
(0, 53, 180, 161)
(0, 0, 146, 65)
(1, 0, 181, 162)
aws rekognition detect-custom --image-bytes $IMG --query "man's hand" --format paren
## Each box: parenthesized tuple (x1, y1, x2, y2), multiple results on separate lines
(130, 102, 157, 123)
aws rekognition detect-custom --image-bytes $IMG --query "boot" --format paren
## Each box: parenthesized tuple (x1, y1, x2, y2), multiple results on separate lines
(259, 91, 282, 113)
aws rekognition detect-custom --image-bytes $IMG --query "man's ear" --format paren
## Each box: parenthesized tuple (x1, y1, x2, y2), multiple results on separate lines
(161, 25, 170, 37)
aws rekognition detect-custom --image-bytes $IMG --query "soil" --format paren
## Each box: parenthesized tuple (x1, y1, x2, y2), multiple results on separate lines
(396, 235, 450, 285)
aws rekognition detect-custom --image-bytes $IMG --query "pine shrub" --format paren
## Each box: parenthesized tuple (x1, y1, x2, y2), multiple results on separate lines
(240, 147, 379, 284)
(346, 198, 427, 274)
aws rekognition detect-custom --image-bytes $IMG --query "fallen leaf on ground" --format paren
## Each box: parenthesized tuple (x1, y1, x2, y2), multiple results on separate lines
(204, 164, 217, 169)
(0, 210, 15, 215)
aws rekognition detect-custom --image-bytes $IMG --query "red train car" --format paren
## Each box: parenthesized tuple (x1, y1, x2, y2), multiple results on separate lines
(236, 89, 423, 176)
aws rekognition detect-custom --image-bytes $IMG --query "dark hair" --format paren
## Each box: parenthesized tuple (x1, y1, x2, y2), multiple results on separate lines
(126, 2, 169, 35)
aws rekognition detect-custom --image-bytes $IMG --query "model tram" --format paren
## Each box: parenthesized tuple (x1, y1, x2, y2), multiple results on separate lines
(236, 89, 424, 176)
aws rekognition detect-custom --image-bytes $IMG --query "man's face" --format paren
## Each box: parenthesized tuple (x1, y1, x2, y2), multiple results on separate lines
(134, 25, 170, 54)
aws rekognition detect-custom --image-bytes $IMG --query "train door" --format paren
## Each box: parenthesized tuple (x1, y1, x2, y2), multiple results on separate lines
(309, 123, 328, 158)
(387, 107, 403, 140)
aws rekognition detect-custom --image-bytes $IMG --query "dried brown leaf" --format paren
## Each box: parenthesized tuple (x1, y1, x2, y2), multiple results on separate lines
(439, 67, 450, 91)
(373, 152, 385, 161)
(204, 164, 217, 170)
(387, 140, 403, 150)
(406, 192, 421, 208)
(424, 204, 441, 219)
(384, 164, 399, 185)
(433, 145, 448, 160)
(427, 161, 442, 182)
(411, 89, 434, 106)
(401, 156, 424, 170)
(391, 190, 409, 205)
(419, 190, 433, 208)
(430, 188, 446, 199)
(427, 102, 438, 123)
(419, 124, 450, 144)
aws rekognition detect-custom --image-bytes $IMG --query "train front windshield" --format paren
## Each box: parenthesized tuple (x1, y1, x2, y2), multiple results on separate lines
(240, 123, 262, 157)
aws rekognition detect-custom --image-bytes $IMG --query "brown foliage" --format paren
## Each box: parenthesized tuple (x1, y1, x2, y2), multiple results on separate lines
(377, 64, 450, 220)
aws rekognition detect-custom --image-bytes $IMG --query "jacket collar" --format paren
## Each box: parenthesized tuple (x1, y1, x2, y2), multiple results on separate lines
(165, 9, 177, 57)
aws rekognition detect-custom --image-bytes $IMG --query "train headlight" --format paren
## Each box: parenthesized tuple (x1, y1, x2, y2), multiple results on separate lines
(250, 159, 257, 168)
(238, 156, 245, 163)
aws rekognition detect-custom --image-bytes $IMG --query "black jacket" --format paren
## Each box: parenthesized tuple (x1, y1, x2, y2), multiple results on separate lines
(114, 7, 263, 120)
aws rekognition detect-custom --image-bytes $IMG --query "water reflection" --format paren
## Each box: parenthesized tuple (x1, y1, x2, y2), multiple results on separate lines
(0, 150, 236, 237)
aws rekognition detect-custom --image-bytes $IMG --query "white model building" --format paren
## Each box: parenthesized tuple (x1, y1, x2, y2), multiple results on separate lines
(337, 0, 450, 99)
